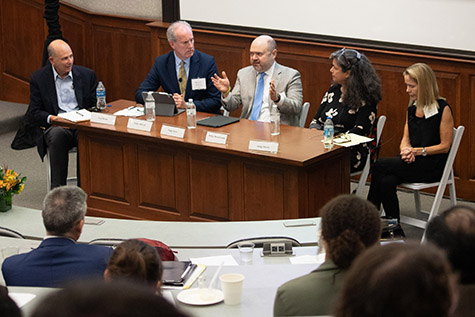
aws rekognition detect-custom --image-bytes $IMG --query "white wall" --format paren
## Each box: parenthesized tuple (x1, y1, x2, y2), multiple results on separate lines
(180, 0, 475, 52)
(62, 0, 162, 20)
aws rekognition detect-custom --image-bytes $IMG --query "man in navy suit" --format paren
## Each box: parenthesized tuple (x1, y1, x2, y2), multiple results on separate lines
(135, 21, 221, 114)
(2, 186, 113, 287)
(30, 39, 98, 189)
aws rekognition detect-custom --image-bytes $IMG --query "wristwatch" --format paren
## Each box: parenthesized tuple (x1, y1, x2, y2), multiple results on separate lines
(422, 147, 427, 156)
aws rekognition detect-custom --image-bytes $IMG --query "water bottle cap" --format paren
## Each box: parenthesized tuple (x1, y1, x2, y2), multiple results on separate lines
(188, 99, 193, 102)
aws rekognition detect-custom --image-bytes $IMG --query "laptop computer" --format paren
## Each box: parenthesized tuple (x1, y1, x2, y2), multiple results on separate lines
(141, 91, 185, 117)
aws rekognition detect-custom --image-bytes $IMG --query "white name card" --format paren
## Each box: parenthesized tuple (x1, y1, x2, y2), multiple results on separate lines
(205, 131, 228, 145)
(249, 140, 279, 154)
(160, 124, 185, 139)
(90, 112, 116, 125)
(127, 118, 153, 132)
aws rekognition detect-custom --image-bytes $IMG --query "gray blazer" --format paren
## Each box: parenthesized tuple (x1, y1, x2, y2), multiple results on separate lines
(223, 63, 303, 126)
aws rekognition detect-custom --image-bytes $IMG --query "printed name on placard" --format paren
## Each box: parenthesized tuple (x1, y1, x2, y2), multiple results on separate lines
(248, 140, 279, 154)
(160, 124, 185, 138)
(90, 112, 116, 125)
(127, 118, 153, 132)
(205, 131, 228, 145)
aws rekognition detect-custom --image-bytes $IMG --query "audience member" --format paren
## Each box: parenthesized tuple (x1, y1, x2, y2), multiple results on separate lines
(426, 205, 475, 316)
(310, 48, 381, 172)
(31, 280, 190, 317)
(1, 186, 113, 287)
(273, 195, 381, 316)
(368, 63, 454, 220)
(104, 239, 163, 293)
(135, 20, 221, 114)
(334, 242, 457, 317)
(30, 39, 98, 189)
(0, 285, 21, 317)
(212, 35, 303, 126)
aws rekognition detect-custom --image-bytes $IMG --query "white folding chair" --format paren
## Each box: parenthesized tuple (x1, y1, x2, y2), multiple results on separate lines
(220, 106, 230, 117)
(399, 126, 465, 239)
(298, 102, 310, 128)
(351, 115, 386, 197)
(45, 147, 78, 191)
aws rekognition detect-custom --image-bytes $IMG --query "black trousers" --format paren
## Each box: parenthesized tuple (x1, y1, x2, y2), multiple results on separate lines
(44, 126, 79, 189)
(367, 155, 446, 219)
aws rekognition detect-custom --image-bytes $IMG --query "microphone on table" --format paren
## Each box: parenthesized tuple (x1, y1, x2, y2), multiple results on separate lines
(179, 78, 183, 83)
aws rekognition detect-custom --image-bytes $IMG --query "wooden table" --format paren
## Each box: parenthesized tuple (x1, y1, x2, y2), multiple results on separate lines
(66, 100, 349, 221)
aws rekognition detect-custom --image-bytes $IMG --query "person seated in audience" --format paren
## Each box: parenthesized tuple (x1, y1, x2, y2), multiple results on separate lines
(135, 20, 222, 114)
(426, 205, 475, 317)
(367, 63, 454, 221)
(212, 35, 303, 126)
(310, 48, 381, 173)
(334, 242, 457, 317)
(1, 186, 113, 287)
(273, 195, 381, 316)
(0, 285, 21, 317)
(104, 239, 163, 293)
(31, 280, 190, 317)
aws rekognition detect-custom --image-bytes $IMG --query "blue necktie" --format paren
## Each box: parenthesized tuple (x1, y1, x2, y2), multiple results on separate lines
(250, 72, 265, 121)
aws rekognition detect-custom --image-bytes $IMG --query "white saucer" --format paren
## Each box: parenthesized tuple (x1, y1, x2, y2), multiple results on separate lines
(177, 288, 224, 306)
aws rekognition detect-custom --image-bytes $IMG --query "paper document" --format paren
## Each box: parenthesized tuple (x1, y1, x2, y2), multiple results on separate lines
(289, 253, 326, 265)
(58, 109, 91, 122)
(9, 293, 36, 307)
(190, 254, 238, 266)
(114, 106, 144, 117)
(331, 133, 373, 147)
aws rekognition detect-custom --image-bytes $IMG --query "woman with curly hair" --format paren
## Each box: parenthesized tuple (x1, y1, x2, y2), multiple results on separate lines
(273, 195, 381, 316)
(310, 48, 382, 172)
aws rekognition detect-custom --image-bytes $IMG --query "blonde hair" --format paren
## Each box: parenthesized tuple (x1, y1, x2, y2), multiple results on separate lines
(403, 63, 444, 111)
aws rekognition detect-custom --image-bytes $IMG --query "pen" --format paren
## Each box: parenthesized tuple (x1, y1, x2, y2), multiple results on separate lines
(76, 111, 84, 117)
(180, 264, 192, 279)
(127, 105, 136, 110)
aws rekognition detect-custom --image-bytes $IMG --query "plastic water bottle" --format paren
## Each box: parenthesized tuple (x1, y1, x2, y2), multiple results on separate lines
(323, 116, 334, 149)
(270, 104, 280, 136)
(96, 81, 106, 110)
(145, 92, 155, 121)
(186, 99, 196, 129)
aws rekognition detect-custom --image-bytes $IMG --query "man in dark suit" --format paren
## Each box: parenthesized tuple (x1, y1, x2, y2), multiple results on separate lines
(30, 39, 97, 189)
(2, 186, 113, 287)
(135, 21, 221, 114)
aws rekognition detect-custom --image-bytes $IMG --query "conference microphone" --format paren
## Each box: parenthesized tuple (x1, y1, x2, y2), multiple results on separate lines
(179, 78, 183, 83)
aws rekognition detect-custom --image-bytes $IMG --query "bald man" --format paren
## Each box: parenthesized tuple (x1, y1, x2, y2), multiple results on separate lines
(212, 35, 303, 126)
(30, 39, 98, 189)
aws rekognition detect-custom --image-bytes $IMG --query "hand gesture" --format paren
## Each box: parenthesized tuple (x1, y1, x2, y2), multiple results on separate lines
(269, 80, 278, 102)
(211, 71, 231, 94)
(173, 93, 186, 109)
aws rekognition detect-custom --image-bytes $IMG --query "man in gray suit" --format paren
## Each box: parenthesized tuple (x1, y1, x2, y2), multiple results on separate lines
(212, 35, 303, 126)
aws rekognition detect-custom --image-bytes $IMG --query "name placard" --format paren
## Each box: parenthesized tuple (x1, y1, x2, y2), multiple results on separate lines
(205, 131, 228, 145)
(127, 118, 153, 132)
(248, 140, 279, 154)
(160, 124, 185, 139)
(90, 112, 116, 126)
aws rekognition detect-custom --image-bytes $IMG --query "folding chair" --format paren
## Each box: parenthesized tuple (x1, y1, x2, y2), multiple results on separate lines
(226, 236, 301, 248)
(351, 115, 386, 197)
(399, 126, 465, 240)
(298, 102, 310, 128)
(45, 147, 78, 191)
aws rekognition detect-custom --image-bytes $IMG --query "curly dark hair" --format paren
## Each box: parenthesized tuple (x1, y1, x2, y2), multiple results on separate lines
(330, 48, 382, 110)
(321, 195, 381, 269)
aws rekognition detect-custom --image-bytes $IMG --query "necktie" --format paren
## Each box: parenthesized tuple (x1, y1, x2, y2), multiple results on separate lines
(179, 61, 187, 95)
(250, 72, 265, 121)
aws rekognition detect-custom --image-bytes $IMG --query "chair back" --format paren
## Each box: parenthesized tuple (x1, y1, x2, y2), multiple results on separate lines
(298, 102, 310, 128)
(0, 226, 25, 239)
(226, 236, 301, 248)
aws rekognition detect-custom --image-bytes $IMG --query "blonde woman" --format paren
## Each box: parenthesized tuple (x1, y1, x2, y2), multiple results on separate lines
(368, 63, 454, 221)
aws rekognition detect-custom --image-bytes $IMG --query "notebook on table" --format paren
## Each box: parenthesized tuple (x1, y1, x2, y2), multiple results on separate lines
(197, 116, 240, 128)
(162, 261, 197, 286)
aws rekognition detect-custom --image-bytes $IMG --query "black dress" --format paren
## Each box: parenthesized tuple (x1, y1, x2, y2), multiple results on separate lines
(310, 84, 377, 172)
(367, 99, 451, 219)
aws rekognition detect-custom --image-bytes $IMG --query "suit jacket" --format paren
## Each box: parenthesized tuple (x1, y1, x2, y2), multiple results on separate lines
(1, 237, 113, 287)
(223, 63, 303, 127)
(29, 64, 97, 158)
(273, 259, 346, 316)
(135, 49, 221, 114)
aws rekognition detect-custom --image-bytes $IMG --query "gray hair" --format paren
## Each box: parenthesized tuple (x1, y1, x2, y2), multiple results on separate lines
(166, 21, 192, 42)
(42, 186, 87, 236)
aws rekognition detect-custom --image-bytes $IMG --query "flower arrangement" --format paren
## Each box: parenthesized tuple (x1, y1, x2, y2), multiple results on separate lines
(0, 165, 26, 212)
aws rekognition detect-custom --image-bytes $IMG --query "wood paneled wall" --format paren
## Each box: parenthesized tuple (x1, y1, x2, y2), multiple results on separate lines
(1, 1, 474, 201)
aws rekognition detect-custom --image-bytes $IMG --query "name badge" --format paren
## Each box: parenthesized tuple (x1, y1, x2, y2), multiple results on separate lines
(205, 131, 228, 145)
(249, 140, 279, 154)
(191, 78, 206, 90)
(90, 112, 116, 125)
(160, 124, 185, 138)
(127, 118, 153, 132)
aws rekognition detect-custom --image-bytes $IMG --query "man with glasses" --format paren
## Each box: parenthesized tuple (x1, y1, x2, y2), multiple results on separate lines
(135, 20, 221, 114)
(212, 35, 303, 126)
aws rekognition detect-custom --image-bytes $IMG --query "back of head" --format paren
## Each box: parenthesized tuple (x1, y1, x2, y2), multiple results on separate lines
(42, 185, 87, 236)
(321, 195, 381, 269)
(31, 280, 189, 317)
(106, 239, 163, 289)
(426, 205, 475, 284)
(403, 62, 441, 107)
(0, 286, 21, 317)
(335, 242, 456, 317)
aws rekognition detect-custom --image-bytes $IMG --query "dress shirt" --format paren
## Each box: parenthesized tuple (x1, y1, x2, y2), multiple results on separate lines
(50, 65, 78, 124)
